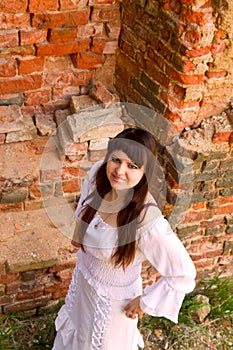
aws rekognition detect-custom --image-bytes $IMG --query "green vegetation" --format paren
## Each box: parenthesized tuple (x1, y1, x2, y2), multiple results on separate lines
(0, 275, 232, 349)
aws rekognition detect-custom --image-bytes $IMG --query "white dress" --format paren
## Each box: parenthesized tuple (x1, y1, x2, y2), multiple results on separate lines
(52, 162, 196, 350)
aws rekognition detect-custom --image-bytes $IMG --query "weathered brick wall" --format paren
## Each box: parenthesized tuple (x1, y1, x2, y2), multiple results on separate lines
(0, 0, 120, 122)
(115, 0, 233, 131)
(1, 0, 233, 316)
(114, 0, 233, 278)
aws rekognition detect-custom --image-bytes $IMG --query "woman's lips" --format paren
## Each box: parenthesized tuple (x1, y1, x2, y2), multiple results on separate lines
(111, 174, 126, 183)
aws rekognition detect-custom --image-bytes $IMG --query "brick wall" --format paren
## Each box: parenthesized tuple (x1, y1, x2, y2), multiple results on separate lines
(115, 0, 233, 131)
(0, 0, 120, 118)
(115, 0, 233, 279)
(0, 0, 233, 316)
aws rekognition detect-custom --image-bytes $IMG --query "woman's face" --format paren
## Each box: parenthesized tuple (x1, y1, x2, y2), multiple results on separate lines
(106, 150, 145, 191)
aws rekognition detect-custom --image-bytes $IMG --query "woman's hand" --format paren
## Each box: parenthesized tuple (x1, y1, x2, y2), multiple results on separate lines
(124, 296, 144, 319)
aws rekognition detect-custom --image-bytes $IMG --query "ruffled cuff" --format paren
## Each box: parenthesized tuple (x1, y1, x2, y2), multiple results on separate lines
(140, 277, 187, 323)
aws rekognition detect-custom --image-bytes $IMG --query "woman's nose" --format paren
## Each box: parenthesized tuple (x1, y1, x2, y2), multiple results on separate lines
(115, 162, 126, 175)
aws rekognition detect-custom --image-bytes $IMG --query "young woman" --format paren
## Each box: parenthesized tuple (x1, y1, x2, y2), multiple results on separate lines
(52, 127, 196, 350)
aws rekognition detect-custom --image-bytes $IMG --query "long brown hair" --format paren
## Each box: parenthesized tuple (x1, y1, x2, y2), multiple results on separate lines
(77, 127, 157, 269)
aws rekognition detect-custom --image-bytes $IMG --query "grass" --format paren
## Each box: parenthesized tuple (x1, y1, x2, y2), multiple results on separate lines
(0, 275, 232, 349)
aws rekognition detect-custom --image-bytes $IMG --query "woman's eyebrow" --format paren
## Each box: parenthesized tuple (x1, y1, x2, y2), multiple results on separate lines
(112, 153, 138, 166)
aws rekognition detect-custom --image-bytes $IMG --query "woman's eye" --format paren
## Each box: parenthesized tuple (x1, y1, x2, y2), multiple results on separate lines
(112, 156, 120, 163)
(128, 163, 139, 169)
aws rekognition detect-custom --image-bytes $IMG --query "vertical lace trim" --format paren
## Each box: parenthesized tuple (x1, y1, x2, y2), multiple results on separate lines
(90, 295, 112, 350)
(65, 265, 79, 314)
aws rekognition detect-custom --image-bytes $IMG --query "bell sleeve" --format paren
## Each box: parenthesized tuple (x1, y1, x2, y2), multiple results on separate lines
(138, 215, 196, 323)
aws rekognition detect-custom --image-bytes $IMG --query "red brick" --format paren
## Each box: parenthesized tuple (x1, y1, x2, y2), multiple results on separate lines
(91, 6, 120, 22)
(18, 57, 44, 75)
(0, 295, 14, 305)
(20, 29, 48, 45)
(0, 58, 16, 77)
(62, 178, 80, 193)
(192, 202, 206, 210)
(173, 84, 186, 98)
(161, 91, 199, 110)
(211, 41, 227, 54)
(77, 23, 104, 38)
(17, 287, 43, 301)
(29, 182, 42, 198)
(32, 10, 90, 29)
(119, 40, 135, 59)
(184, 30, 201, 45)
(3, 296, 51, 313)
(183, 209, 214, 223)
(49, 261, 76, 273)
(212, 131, 232, 143)
(190, 248, 223, 261)
(115, 50, 140, 78)
(166, 66, 204, 85)
(36, 40, 90, 56)
(215, 204, 233, 216)
(0, 14, 30, 30)
(121, 26, 146, 52)
(6, 281, 22, 294)
(147, 47, 164, 70)
(145, 62, 169, 88)
(1, 45, 35, 57)
(201, 217, 225, 229)
(115, 64, 131, 85)
(0, 74, 42, 94)
(64, 141, 88, 157)
(48, 28, 78, 43)
(53, 287, 69, 299)
(62, 166, 79, 180)
(91, 39, 118, 54)
(0, 30, 18, 48)
(44, 283, 63, 294)
(45, 69, 93, 88)
(105, 21, 121, 39)
(0, 202, 24, 212)
(181, 7, 213, 27)
(56, 269, 73, 282)
(28, 0, 58, 12)
(0, 0, 27, 13)
(164, 108, 181, 122)
(72, 53, 103, 69)
(24, 89, 51, 106)
(60, 0, 91, 9)
(0, 134, 6, 143)
(186, 46, 211, 58)
(205, 71, 227, 79)
(172, 54, 196, 73)
(89, 0, 116, 4)
(0, 273, 20, 284)
(95, 55, 116, 89)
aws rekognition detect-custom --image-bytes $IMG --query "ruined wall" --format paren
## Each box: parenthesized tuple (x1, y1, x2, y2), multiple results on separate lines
(115, 0, 233, 130)
(0, 0, 233, 316)
(0, 0, 120, 130)
(115, 0, 233, 279)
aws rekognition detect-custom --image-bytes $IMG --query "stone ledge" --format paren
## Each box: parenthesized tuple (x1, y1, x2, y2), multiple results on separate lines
(0, 208, 76, 274)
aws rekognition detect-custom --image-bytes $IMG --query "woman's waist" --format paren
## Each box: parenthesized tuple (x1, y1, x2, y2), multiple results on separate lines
(75, 250, 143, 299)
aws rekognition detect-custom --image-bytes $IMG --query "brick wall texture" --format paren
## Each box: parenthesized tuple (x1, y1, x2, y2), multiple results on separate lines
(0, 0, 233, 315)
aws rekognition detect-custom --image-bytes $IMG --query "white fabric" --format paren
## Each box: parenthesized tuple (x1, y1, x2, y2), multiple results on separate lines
(52, 161, 196, 349)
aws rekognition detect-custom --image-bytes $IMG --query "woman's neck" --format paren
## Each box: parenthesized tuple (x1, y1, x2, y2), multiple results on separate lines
(99, 189, 132, 213)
